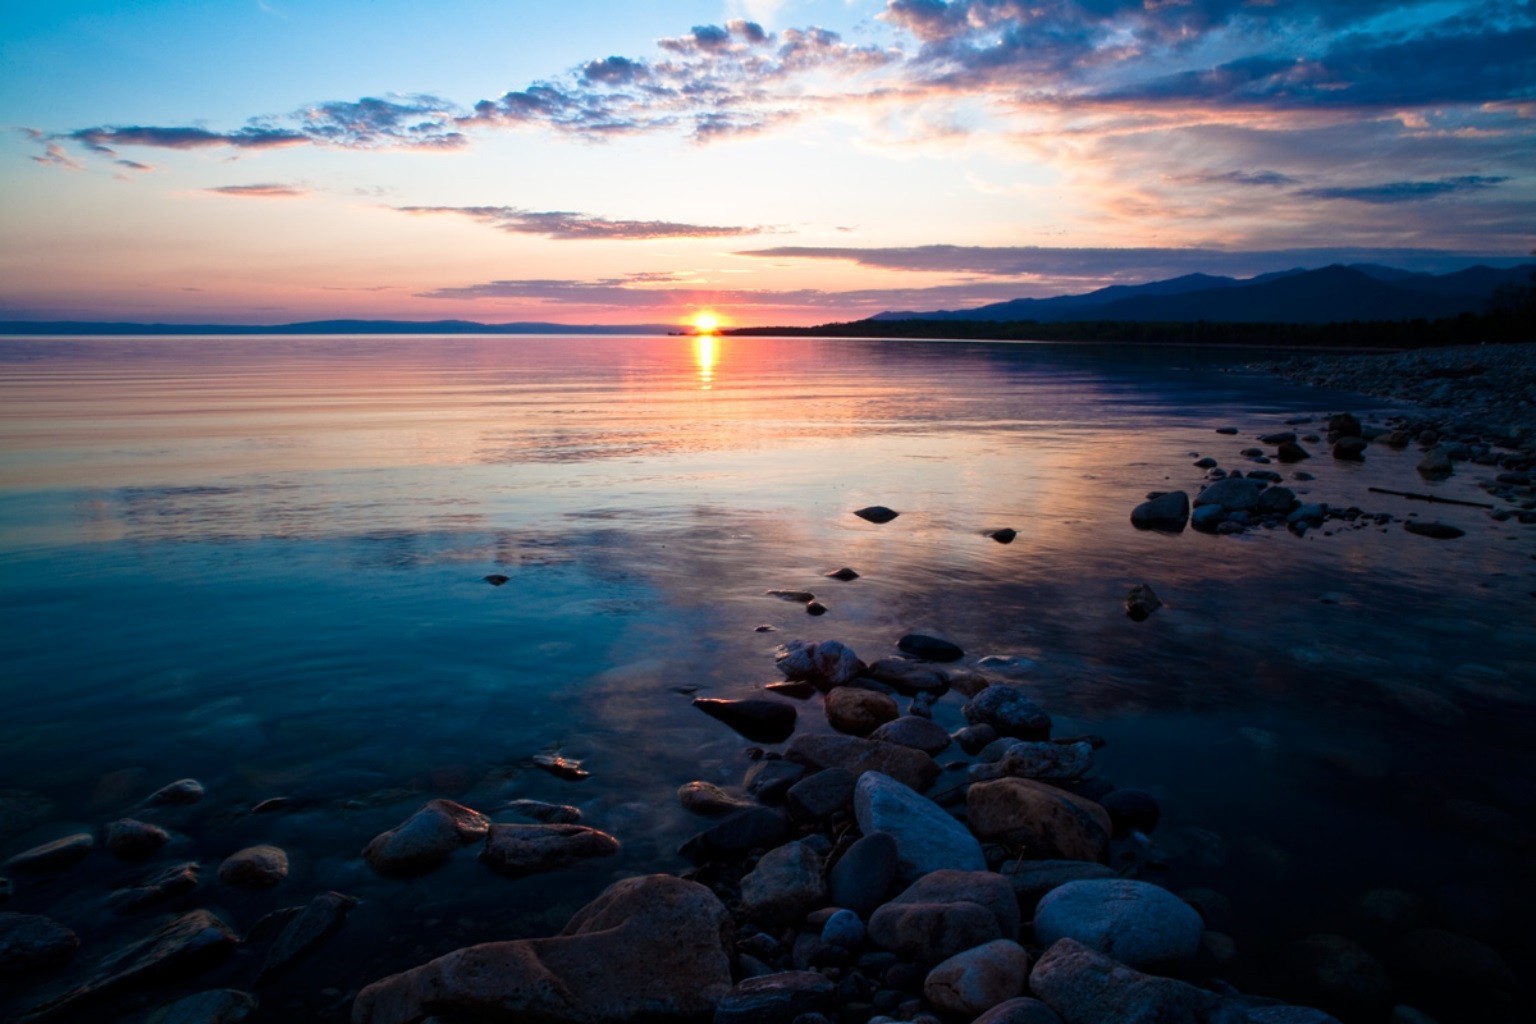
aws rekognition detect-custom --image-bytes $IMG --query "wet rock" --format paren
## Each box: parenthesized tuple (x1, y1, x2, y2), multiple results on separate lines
(715, 971, 836, 1024)
(1130, 491, 1189, 532)
(1332, 436, 1367, 461)
(1030, 938, 1234, 1024)
(854, 506, 900, 524)
(898, 634, 965, 662)
(4, 833, 94, 873)
(744, 758, 806, 802)
(806, 601, 828, 616)
(481, 823, 620, 876)
(967, 779, 1111, 861)
(1260, 431, 1296, 445)
(362, 798, 491, 876)
(869, 716, 952, 756)
(785, 734, 940, 792)
(826, 688, 900, 736)
(679, 781, 755, 817)
(854, 772, 986, 882)
(681, 806, 789, 861)
(785, 768, 856, 822)
(483, 574, 510, 586)
(867, 658, 950, 694)
(1100, 789, 1161, 837)
(963, 685, 1052, 738)
(1216, 427, 1240, 435)
(531, 752, 590, 780)
(924, 939, 1031, 1016)
(0, 912, 79, 975)
(1125, 584, 1161, 622)
(827, 567, 860, 581)
(141, 778, 206, 808)
(147, 989, 258, 1023)
(1243, 1008, 1342, 1024)
(1417, 448, 1455, 478)
(109, 861, 200, 914)
(989, 528, 1018, 544)
(217, 845, 289, 889)
(1195, 477, 1263, 512)
(1276, 441, 1311, 463)
(256, 890, 357, 984)
(977, 740, 1093, 782)
(764, 678, 816, 698)
(352, 875, 733, 1024)
(1392, 927, 1524, 1020)
(868, 869, 1018, 964)
(768, 589, 818, 603)
(694, 697, 798, 744)
(1292, 934, 1393, 1013)
(775, 640, 866, 689)
(973, 997, 1065, 1024)
(1328, 413, 1362, 440)
(829, 832, 899, 917)
(504, 798, 582, 824)
(1034, 880, 1205, 968)
(999, 860, 1118, 915)
(104, 818, 170, 860)
(1403, 521, 1464, 539)
(1193, 457, 1218, 469)
(822, 909, 865, 949)
(954, 724, 998, 754)
(26, 910, 238, 1019)
(741, 841, 827, 926)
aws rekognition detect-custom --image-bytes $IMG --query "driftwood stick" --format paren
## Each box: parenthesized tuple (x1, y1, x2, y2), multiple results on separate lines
(1367, 487, 1494, 509)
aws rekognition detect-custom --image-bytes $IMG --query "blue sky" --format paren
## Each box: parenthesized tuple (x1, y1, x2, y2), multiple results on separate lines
(2, 0, 1532, 324)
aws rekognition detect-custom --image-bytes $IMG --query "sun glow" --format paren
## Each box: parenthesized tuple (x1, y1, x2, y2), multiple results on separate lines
(692, 311, 721, 333)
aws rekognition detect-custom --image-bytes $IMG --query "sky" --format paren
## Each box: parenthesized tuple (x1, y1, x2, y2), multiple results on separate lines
(1, 0, 1533, 327)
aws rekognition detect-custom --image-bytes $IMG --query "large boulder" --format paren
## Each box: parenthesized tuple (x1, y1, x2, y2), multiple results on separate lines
(352, 875, 733, 1024)
(739, 841, 827, 927)
(1130, 491, 1189, 532)
(785, 734, 939, 792)
(480, 823, 620, 876)
(1033, 880, 1204, 968)
(868, 869, 1019, 964)
(924, 939, 1031, 1016)
(1030, 938, 1242, 1024)
(854, 773, 985, 882)
(967, 779, 1111, 861)
(962, 686, 1052, 738)
(363, 799, 490, 876)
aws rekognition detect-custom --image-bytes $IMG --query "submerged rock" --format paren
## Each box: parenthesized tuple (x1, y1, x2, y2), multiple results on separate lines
(1403, 521, 1464, 540)
(4, 833, 94, 873)
(0, 912, 79, 975)
(1130, 491, 1189, 532)
(898, 633, 965, 662)
(109, 861, 200, 914)
(362, 798, 490, 876)
(104, 818, 170, 860)
(775, 640, 865, 688)
(826, 567, 860, 581)
(531, 752, 591, 781)
(217, 845, 289, 889)
(140, 778, 206, 808)
(693, 697, 798, 744)
(1125, 585, 1162, 622)
(147, 989, 258, 1024)
(504, 798, 582, 824)
(351, 875, 733, 1024)
(256, 891, 357, 985)
(480, 823, 620, 876)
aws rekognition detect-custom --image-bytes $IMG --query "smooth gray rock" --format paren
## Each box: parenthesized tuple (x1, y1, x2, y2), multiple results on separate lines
(868, 869, 1019, 964)
(785, 768, 856, 822)
(775, 640, 865, 688)
(256, 891, 357, 984)
(924, 939, 1031, 1016)
(854, 773, 985, 882)
(1194, 478, 1263, 512)
(714, 971, 835, 1024)
(963, 685, 1051, 738)
(147, 989, 258, 1024)
(0, 912, 79, 975)
(869, 716, 952, 755)
(1033, 880, 1205, 968)
(363, 799, 490, 876)
(867, 659, 949, 694)
(785, 734, 940, 792)
(740, 841, 826, 926)
(821, 909, 865, 950)
(1030, 938, 1241, 1024)
(481, 823, 620, 876)
(1130, 491, 1189, 531)
(829, 832, 898, 917)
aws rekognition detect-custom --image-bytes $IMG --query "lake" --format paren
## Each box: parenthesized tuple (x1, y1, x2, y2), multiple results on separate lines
(1, 334, 1532, 1022)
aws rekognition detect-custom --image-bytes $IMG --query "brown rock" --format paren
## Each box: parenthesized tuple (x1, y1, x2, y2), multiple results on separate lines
(362, 799, 489, 876)
(825, 688, 900, 736)
(784, 734, 939, 792)
(104, 819, 171, 860)
(967, 779, 1111, 861)
(868, 869, 1018, 964)
(480, 823, 620, 876)
(217, 846, 289, 889)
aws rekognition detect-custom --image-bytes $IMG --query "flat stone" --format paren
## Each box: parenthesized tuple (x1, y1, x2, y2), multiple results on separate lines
(531, 752, 590, 781)
(681, 806, 789, 861)
(147, 989, 259, 1024)
(1403, 521, 1464, 540)
(924, 939, 1031, 1016)
(740, 841, 827, 926)
(829, 832, 898, 917)
(1034, 880, 1205, 968)
(104, 819, 171, 860)
(109, 861, 201, 914)
(1194, 478, 1263, 512)
(218, 845, 289, 889)
(898, 634, 964, 662)
(1030, 938, 1235, 1024)
(826, 687, 900, 736)
(785, 734, 940, 792)
(775, 640, 866, 688)
(694, 697, 798, 744)
(362, 799, 491, 876)
(0, 912, 79, 975)
(256, 891, 358, 984)
(141, 779, 206, 808)
(868, 869, 1018, 964)
(481, 823, 620, 876)
(351, 875, 733, 1024)
(963, 685, 1052, 738)
(854, 772, 985, 882)
(785, 768, 856, 822)
(1130, 491, 1189, 532)
(854, 506, 900, 524)
(505, 799, 582, 824)
(714, 971, 836, 1024)
(4, 833, 94, 873)
(869, 716, 952, 755)
(866, 658, 950, 694)
(967, 779, 1111, 861)
(679, 781, 755, 816)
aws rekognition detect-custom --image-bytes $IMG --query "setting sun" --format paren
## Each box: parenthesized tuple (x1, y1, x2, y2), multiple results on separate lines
(691, 311, 721, 334)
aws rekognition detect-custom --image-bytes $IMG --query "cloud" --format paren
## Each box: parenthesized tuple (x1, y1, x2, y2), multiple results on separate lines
(396, 205, 766, 240)
(1295, 175, 1510, 204)
(206, 183, 309, 198)
(31, 141, 82, 170)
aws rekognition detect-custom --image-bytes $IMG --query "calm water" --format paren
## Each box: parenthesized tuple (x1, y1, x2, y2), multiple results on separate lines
(1, 335, 1532, 1022)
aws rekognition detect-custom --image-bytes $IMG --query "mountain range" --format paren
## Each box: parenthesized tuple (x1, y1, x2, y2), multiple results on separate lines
(874, 263, 1536, 324)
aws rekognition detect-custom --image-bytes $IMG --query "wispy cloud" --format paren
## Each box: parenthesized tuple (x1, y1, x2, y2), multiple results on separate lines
(1295, 176, 1510, 204)
(206, 183, 309, 198)
(395, 205, 766, 240)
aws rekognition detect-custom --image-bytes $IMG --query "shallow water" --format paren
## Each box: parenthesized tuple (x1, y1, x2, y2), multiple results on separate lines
(1, 335, 1532, 1022)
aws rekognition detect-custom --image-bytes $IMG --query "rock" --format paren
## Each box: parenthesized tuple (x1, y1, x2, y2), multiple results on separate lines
(867, 658, 950, 693)
(1216, 427, 1239, 435)
(1194, 478, 1263, 512)
(869, 716, 952, 756)
(854, 506, 900, 524)
(822, 909, 865, 949)
(954, 724, 998, 754)
(768, 589, 818, 603)
(504, 799, 582, 824)
(0, 912, 79, 975)
(1387, 1008, 1439, 1024)
(740, 841, 827, 926)
(481, 823, 620, 876)
(868, 869, 1018, 963)
(806, 601, 828, 616)
(764, 678, 816, 698)
(1259, 431, 1296, 444)
(1416, 448, 1455, 478)
(681, 806, 789, 861)
(715, 971, 836, 1024)
(484, 574, 510, 586)
(1288, 503, 1328, 526)
(141, 779, 206, 808)
(829, 832, 899, 917)
(1392, 927, 1524, 1020)
(826, 688, 900, 736)
(4, 833, 94, 872)
(989, 528, 1018, 544)
(256, 890, 357, 984)
(1033, 880, 1205, 968)
(1125, 585, 1161, 622)
(352, 875, 733, 1024)
(785, 734, 940, 792)
(924, 939, 1031, 1016)
(1292, 934, 1393, 1012)
(854, 773, 986, 882)
(898, 634, 965, 662)
(1332, 436, 1367, 461)
(827, 567, 860, 581)
(744, 759, 806, 802)
(1403, 521, 1464, 539)
(1100, 789, 1161, 837)
(785, 768, 856, 821)
(973, 997, 1065, 1024)
(962, 685, 1052, 738)
(1130, 491, 1189, 532)
(109, 861, 201, 914)
(218, 845, 289, 889)
(1328, 413, 1362, 439)
(147, 989, 259, 1024)
(1193, 457, 1218, 469)
(1030, 938, 1235, 1024)
(1243, 1008, 1343, 1023)
(986, 740, 1093, 781)
(531, 752, 590, 780)
(26, 910, 238, 1019)
(1276, 441, 1311, 463)
(694, 697, 798, 744)
(967, 779, 1111, 861)
(104, 818, 171, 860)
(362, 799, 491, 876)
(998, 860, 1117, 915)
(679, 781, 755, 816)
(775, 640, 865, 688)
(1191, 504, 1225, 531)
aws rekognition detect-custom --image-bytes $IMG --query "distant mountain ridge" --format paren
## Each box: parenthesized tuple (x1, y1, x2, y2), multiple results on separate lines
(0, 319, 676, 336)
(874, 263, 1536, 324)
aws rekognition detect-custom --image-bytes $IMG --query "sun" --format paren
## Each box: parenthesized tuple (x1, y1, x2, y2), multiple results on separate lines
(691, 311, 721, 334)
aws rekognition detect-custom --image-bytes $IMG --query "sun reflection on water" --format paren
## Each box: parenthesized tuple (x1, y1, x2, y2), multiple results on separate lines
(694, 335, 717, 389)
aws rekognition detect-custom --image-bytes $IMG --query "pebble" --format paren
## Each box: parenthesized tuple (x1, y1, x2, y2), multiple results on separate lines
(1124, 584, 1161, 622)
